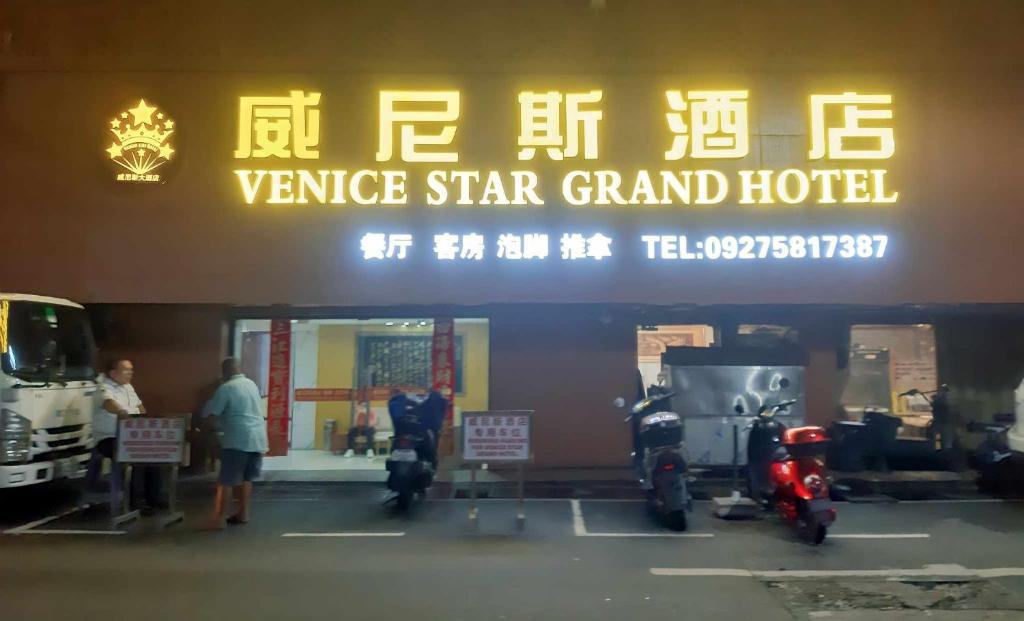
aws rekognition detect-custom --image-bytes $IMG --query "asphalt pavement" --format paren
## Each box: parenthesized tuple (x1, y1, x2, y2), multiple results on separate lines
(2, 482, 1024, 620)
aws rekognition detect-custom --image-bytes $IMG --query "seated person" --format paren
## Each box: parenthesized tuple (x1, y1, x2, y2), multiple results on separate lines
(344, 402, 378, 457)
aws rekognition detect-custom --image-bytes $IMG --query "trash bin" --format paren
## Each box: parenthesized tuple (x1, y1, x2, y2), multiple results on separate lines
(323, 419, 337, 452)
(827, 421, 869, 472)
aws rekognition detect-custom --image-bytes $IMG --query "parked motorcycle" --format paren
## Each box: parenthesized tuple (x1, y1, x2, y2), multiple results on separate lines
(385, 395, 438, 511)
(898, 385, 953, 449)
(744, 398, 787, 508)
(737, 398, 836, 544)
(614, 391, 691, 531)
(967, 414, 1017, 494)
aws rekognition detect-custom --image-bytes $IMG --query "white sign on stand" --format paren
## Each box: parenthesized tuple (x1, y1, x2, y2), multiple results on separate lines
(116, 417, 186, 463)
(113, 415, 188, 529)
(460, 410, 533, 530)
(462, 412, 532, 462)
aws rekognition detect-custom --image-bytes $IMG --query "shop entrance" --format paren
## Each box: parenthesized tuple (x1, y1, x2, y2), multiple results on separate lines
(842, 323, 938, 438)
(232, 318, 490, 476)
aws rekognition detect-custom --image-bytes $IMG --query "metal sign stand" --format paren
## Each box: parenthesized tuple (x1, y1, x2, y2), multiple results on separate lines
(114, 415, 188, 529)
(159, 463, 185, 528)
(713, 423, 759, 519)
(110, 464, 140, 529)
(461, 410, 533, 532)
(468, 463, 479, 526)
(516, 462, 526, 530)
(465, 463, 526, 531)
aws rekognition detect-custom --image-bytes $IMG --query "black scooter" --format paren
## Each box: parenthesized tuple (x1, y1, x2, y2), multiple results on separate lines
(385, 397, 437, 511)
(615, 391, 691, 531)
(967, 414, 1017, 494)
(745, 400, 791, 507)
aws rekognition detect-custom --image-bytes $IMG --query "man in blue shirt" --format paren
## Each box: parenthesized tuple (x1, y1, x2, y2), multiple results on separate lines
(203, 358, 268, 529)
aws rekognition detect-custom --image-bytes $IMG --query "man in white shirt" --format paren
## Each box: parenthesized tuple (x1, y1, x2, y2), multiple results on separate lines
(93, 359, 145, 445)
(87, 359, 161, 513)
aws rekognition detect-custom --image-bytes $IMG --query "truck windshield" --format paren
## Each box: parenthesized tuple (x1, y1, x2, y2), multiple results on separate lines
(1, 301, 96, 383)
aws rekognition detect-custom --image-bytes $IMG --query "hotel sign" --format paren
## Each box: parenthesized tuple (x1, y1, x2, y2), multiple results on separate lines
(231, 88, 898, 208)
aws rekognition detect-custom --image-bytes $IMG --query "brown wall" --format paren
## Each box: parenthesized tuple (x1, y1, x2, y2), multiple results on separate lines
(0, 1, 1023, 308)
(488, 306, 638, 468)
(90, 305, 229, 418)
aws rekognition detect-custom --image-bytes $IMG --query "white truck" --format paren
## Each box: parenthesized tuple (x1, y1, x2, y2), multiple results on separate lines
(1011, 379, 1024, 458)
(0, 294, 96, 488)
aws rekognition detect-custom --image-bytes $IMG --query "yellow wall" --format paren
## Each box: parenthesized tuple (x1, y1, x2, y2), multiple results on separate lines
(312, 322, 489, 448)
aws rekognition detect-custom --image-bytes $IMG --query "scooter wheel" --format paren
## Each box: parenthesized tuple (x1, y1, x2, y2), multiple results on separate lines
(799, 514, 827, 545)
(662, 510, 688, 532)
(814, 525, 828, 545)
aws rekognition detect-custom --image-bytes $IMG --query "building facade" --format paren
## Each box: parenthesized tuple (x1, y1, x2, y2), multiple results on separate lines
(3, 1, 1024, 467)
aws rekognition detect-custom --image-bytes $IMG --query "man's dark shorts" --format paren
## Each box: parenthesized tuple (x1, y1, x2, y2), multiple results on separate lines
(219, 449, 263, 486)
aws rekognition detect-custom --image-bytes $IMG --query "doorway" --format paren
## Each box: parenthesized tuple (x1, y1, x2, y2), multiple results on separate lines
(232, 317, 490, 476)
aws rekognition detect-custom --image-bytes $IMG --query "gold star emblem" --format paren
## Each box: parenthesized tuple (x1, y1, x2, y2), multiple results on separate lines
(109, 119, 120, 129)
(128, 99, 157, 126)
(165, 119, 175, 130)
(106, 143, 123, 159)
(159, 144, 174, 160)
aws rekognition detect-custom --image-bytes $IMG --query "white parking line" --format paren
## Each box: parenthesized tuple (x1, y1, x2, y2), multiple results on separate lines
(10, 529, 126, 536)
(281, 532, 406, 538)
(584, 532, 716, 538)
(651, 564, 1024, 579)
(898, 498, 1021, 504)
(829, 533, 930, 539)
(570, 499, 587, 536)
(569, 499, 714, 538)
(4, 503, 91, 535)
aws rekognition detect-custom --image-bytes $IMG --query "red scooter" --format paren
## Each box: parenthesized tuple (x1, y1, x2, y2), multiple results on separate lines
(742, 399, 836, 544)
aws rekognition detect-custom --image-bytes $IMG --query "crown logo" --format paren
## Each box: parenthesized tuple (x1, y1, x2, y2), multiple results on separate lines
(106, 99, 175, 183)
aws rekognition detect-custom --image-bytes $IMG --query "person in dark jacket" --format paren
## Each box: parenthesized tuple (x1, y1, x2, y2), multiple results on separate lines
(387, 389, 446, 467)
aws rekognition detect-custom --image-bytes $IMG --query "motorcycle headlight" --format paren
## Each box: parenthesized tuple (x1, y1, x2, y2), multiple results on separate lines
(0, 409, 31, 463)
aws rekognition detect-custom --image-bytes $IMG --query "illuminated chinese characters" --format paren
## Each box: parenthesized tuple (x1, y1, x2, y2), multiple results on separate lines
(231, 86, 897, 208)
(665, 90, 749, 159)
(497, 234, 549, 260)
(517, 90, 603, 161)
(360, 233, 413, 260)
(377, 91, 461, 163)
(809, 92, 895, 160)
(361, 233, 610, 262)
(235, 90, 321, 159)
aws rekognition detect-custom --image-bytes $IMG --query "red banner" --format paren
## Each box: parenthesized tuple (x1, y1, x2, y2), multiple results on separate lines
(432, 318, 456, 456)
(267, 319, 291, 456)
